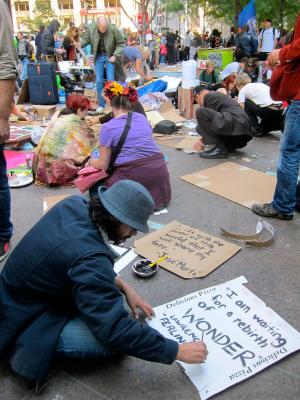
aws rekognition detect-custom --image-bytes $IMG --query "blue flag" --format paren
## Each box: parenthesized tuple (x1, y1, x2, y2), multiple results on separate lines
(238, 0, 256, 34)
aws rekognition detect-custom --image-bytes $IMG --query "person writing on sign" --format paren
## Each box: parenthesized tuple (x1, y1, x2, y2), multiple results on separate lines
(252, 14, 300, 220)
(0, 179, 208, 393)
(122, 46, 152, 82)
(11, 102, 30, 121)
(33, 93, 97, 186)
(89, 81, 171, 211)
(193, 85, 252, 159)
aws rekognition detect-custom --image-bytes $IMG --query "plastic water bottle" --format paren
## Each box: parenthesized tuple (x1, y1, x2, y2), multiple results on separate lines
(58, 88, 66, 104)
(257, 65, 263, 83)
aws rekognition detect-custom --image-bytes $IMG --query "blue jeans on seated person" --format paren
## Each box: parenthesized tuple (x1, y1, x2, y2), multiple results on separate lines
(272, 101, 300, 214)
(0, 145, 13, 242)
(56, 317, 112, 359)
(95, 54, 115, 108)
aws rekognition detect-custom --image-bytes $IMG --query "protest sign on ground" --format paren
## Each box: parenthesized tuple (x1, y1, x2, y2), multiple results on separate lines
(134, 221, 240, 278)
(147, 276, 300, 399)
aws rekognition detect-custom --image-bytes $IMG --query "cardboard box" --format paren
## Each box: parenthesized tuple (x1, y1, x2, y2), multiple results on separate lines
(178, 87, 197, 119)
(33, 105, 57, 120)
(84, 88, 98, 101)
(146, 101, 186, 126)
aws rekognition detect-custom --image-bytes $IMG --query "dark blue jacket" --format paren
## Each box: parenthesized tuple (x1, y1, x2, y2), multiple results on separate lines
(0, 196, 178, 381)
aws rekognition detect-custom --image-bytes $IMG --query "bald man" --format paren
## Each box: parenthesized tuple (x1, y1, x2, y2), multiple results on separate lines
(78, 17, 124, 111)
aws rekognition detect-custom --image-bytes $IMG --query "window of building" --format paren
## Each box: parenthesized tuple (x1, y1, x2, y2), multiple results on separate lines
(80, 0, 96, 8)
(14, 1, 29, 12)
(58, 0, 74, 10)
(104, 0, 120, 7)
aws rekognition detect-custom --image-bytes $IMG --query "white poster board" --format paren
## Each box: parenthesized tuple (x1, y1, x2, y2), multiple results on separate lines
(147, 276, 300, 399)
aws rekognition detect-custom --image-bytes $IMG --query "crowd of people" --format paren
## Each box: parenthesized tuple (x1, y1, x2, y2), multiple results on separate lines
(0, 0, 299, 394)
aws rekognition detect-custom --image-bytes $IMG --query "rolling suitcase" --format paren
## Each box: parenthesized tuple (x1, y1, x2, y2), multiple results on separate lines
(27, 62, 58, 105)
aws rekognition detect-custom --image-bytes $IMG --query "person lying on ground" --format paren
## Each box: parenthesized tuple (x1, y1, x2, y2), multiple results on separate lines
(0, 180, 208, 393)
(89, 81, 171, 211)
(236, 72, 284, 137)
(193, 85, 252, 159)
(33, 93, 97, 186)
(122, 46, 152, 82)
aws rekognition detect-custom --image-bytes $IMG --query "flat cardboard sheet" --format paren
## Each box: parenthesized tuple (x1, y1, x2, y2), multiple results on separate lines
(43, 195, 70, 213)
(153, 133, 184, 148)
(147, 276, 300, 400)
(180, 162, 277, 209)
(134, 220, 240, 279)
(176, 136, 200, 152)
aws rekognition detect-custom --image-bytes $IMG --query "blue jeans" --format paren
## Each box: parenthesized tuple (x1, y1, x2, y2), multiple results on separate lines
(272, 101, 300, 214)
(20, 57, 29, 81)
(95, 54, 115, 107)
(56, 318, 112, 359)
(0, 145, 13, 242)
(160, 54, 166, 64)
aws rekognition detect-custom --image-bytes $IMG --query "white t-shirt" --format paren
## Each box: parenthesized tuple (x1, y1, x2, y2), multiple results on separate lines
(238, 83, 281, 107)
(184, 35, 191, 47)
(220, 62, 240, 80)
(259, 28, 279, 52)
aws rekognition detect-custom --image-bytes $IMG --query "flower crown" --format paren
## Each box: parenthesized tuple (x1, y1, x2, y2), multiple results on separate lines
(104, 81, 138, 104)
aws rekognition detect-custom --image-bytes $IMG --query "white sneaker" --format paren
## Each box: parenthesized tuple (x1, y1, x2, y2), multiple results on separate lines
(96, 106, 104, 113)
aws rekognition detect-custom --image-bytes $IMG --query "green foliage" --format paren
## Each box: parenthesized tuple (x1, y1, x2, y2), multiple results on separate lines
(22, 0, 55, 32)
(164, 0, 185, 12)
(186, 0, 299, 30)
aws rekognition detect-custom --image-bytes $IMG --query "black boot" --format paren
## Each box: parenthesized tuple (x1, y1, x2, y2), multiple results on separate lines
(200, 145, 228, 159)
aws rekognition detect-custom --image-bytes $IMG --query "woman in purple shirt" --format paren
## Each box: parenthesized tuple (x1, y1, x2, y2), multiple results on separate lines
(90, 82, 171, 210)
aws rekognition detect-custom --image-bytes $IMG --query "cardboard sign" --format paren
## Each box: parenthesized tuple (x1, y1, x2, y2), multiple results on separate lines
(178, 87, 198, 119)
(134, 221, 240, 279)
(147, 276, 300, 399)
(181, 162, 277, 209)
(43, 195, 70, 213)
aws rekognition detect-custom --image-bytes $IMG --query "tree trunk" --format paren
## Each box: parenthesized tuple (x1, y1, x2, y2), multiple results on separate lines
(234, 0, 242, 30)
(278, 0, 285, 30)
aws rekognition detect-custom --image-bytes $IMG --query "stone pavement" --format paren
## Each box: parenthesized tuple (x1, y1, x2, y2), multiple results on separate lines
(1, 131, 299, 400)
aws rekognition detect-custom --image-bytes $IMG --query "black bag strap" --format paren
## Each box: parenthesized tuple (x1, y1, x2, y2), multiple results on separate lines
(109, 111, 133, 169)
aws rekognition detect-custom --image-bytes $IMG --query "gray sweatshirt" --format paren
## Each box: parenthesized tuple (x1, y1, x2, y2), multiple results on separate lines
(0, 1, 18, 80)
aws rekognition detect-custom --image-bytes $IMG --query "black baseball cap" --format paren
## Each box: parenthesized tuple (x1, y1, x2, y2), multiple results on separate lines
(193, 85, 208, 96)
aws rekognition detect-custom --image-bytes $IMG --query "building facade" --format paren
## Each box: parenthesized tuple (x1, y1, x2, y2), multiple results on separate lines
(11, 0, 157, 32)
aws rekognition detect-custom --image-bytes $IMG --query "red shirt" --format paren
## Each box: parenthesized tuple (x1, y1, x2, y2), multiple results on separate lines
(279, 14, 300, 100)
